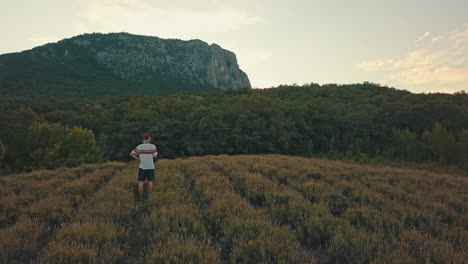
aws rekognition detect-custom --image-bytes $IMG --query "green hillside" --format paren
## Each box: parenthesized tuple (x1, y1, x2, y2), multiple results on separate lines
(1, 83, 467, 172)
(0, 155, 466, 263)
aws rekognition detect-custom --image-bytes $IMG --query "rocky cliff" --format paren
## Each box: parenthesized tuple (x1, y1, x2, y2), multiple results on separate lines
(0, 32, 251, 98)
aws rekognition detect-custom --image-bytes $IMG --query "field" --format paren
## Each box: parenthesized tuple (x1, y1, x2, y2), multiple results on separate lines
(0, 155, 467, 263)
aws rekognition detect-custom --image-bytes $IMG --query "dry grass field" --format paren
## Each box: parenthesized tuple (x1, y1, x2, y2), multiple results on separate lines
(0, 155, 466, 263)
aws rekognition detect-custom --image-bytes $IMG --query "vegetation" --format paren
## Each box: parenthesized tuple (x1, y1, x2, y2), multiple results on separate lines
(0, 155, 466, 263)
(0, 33, 249, 99)
(0, 140, 6, 166)
(0, 83, 466, 172)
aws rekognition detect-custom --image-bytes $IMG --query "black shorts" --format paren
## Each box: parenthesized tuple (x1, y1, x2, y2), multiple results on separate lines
(138, 168, 156, 182)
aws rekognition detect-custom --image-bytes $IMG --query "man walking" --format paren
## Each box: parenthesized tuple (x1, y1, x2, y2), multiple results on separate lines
(130, 133, 158, 200)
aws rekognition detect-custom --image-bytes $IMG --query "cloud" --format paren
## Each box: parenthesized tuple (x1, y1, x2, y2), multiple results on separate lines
(79, 0, 260, 38)
(384, 67, 468, 90)
(449, 23, 468, 50)
(415, 32, 444, 44)
(355, 59, 394, 72)
(27, 1, 260, 48)
(431, 35, 444, 42)
(415, 31, 431, 43)
(356, 24, 468, 93)
(356, 49, 453, 72)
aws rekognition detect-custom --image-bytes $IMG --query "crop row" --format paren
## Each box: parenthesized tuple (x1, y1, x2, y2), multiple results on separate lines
(37, 165, 135, 263)
(183, 159, 313, 263)
(1, 155, 466, 263)
(0, 163, 126, 263)
(204, 155, 467, 263)
(0, 163, 124, 227)
(142, 160, 220, 263)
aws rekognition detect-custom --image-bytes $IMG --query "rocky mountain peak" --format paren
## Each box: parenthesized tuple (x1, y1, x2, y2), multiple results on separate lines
(0, 32, 251, 98)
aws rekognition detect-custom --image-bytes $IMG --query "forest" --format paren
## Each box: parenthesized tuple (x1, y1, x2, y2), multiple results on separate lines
(0, 82, 467, 172)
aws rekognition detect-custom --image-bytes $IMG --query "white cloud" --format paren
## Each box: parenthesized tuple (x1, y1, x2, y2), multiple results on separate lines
(79, 0, 260, 38)
(356, 24, 468, 93)
(27, 1, 260, 46)
(356, 59, 394, 72)
(415, 31, 431, 43)
(431, 35, 444, 42)
(449, 23, 468, 50)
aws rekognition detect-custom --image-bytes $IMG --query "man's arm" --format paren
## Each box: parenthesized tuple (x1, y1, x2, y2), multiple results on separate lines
(130, 149, 139, 160)
(153, 146, 158, 161)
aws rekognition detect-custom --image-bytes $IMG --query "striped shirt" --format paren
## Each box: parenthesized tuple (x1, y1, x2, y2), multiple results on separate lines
(130, 143, 158, 169)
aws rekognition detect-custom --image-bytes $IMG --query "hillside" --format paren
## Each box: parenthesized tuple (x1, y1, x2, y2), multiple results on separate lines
(1, 155, 466, 263)
(0, 33, 251, 98)
(1, 83, 467, 172)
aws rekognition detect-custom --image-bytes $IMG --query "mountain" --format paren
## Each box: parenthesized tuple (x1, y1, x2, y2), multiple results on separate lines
(0, 33, 251, 98)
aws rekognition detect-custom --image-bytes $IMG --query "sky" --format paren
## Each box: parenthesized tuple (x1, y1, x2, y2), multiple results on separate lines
(1, 0, 467, 93)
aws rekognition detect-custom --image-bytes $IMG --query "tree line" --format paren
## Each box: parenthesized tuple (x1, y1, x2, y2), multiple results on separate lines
(0, 82, 467, 171)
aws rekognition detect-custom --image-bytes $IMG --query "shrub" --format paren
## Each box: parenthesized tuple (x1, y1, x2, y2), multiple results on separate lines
(41, 242, 99, 263)
(0, 220, 47, 263)
(0, 140, 6, 166)
(0, 197, 20, 226)
(223, 217, 309, 263)
(79, 183, 133, 224)
(56, 221, 127, 246)
(144, 204, 206, 242)
(327, 227, 383, 263)
(41, 221, 127, 263)
(291, 203, 338, 248)
(324, 193, 349, 216)
(395, 229, 466, 263)
(145, 237, 220, 263)
(345, 207, 402, 237)
(203, 193, 252, 238)
(28, 196, 73, 225)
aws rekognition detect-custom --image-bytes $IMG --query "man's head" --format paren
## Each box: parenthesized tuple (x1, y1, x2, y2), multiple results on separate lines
(143, 132, 152, 143)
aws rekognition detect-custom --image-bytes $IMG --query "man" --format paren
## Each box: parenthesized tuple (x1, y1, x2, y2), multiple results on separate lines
(130, 132, 158, 200)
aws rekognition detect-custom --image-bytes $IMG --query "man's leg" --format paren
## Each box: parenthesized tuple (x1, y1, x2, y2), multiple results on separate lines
(138, 181, 144, 197)
(137, 168, 145, 199)
(147, 169, 156, 193)
(148, 181, 154, 192)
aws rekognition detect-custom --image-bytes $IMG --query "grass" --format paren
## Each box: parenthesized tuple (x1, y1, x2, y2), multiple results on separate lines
(0, 155, 466, 263)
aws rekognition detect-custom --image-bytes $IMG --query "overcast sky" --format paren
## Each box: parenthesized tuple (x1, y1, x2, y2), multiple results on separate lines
(1, 0, 467, 93)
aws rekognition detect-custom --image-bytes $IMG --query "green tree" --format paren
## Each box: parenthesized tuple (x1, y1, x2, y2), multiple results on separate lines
(458, 129, 468, 168)
(423, 123, 457, 164)
(27, 121, 66, 168)
(393, 128, 427, 161)
(62, 127, 101, 166)
(0, 140, 6, 166)
(0, 107, 40, 171)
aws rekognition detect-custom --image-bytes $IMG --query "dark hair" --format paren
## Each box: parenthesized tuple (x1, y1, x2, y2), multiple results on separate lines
(144, 133, 152, 141)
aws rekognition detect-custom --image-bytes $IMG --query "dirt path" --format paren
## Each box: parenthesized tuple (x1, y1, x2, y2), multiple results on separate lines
(119, 189, 150, 264)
